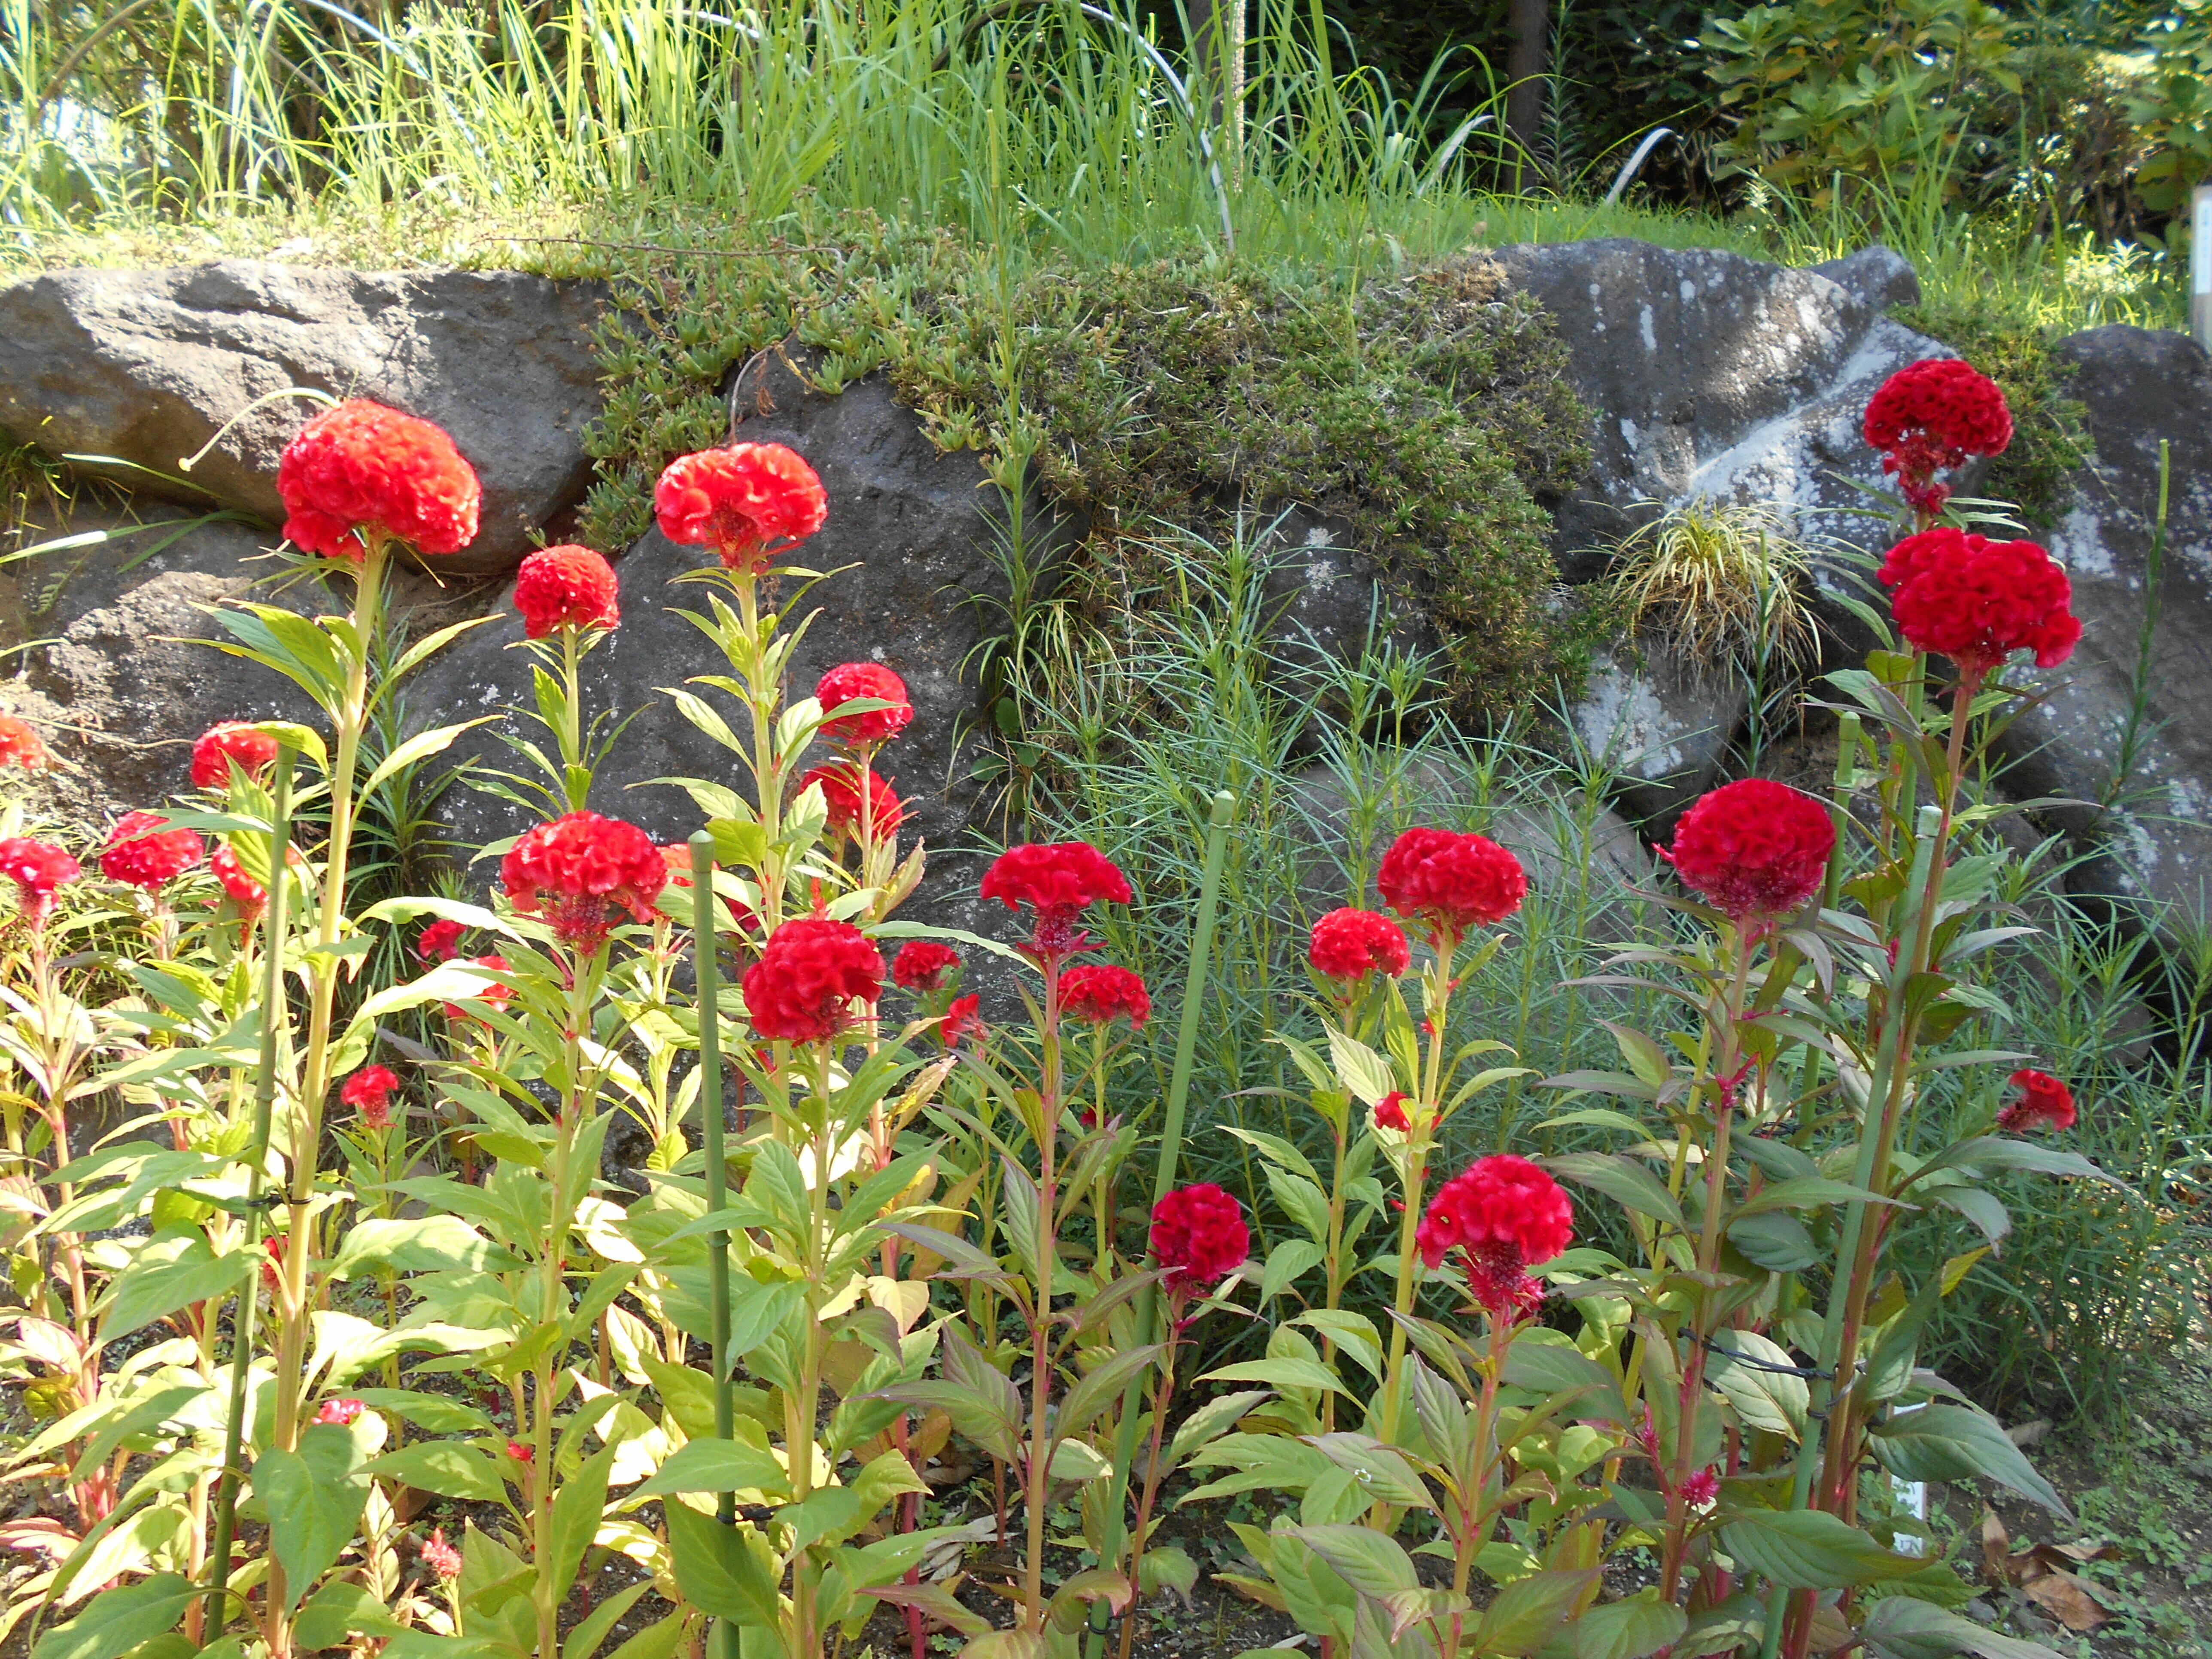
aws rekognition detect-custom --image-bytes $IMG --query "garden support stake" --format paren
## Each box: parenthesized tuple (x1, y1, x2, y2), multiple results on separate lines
(1091, 788, 1236, 1659)
(690, 830, 741, 1659)
(204, 744, 295, 1631)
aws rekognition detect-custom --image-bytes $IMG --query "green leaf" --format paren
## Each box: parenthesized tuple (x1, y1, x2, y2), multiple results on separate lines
(1472, 1568, 1599, 1656)
(94, 1235, 250, 1341)
(1573, 1590, 1688, 1659)
(1731, 1176, 1894, 1218)
(1727, 1211, 1820, 1273)
(329, 1216, 523, 1279)
(1542, 1154, 1686, 1233)
(1201, 1357, 1349, 1395)
(630, 1437, 792, 1499)
(1283, 1525, 1419, 1596)
(549, 1443, 620, 1607)
(1057, 1344, 1163, 1439)
(1265, 1165, 1334, 1246)
(1867, 1404, 2070, 1516)
(1501, 1334, 1629, 1425)
(1703, 1331, 1808, 1440)
(561, 1578, 653, 1659)
(663, 1499, 782, 1625)
(1260, 1238, 1325, 1302)
(30, 1576, 197, 1659)
(1860, 1596, 2066, 1659)
(253, 1423, 372, 1610)
(1718, 1510, 1919, 1589)
(295, 1580, 409, 1647)
(366, 1440, 511, 1505)
(360, 720, 488, 800)
(1914, 1137, 2125, 1189)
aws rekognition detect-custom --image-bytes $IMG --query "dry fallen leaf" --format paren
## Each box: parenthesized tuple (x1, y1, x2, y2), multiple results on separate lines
(2021, 1568, 2114, 1632)
(1981, 1508, 2013, 1583)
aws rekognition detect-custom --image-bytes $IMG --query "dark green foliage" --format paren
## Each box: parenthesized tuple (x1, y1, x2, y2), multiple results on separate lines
(1895, 299, 2093, 529)
(579, 222, 1592, 711)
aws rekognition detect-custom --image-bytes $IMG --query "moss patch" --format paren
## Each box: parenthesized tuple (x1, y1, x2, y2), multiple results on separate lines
(575, 216, 1589, 710)
(1894, 299, 2093, 529)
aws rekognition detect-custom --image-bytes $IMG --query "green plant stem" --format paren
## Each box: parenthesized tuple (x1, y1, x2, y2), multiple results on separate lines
(1376, 934, 1459, 1447)
(1445, 1312, 1513, 1656)
(1023, 967, 1065, 1635)
(1094, 789, 1235, 1654)
(1114, 1328, 1180, 1659)
(204, 747, 294, 1630)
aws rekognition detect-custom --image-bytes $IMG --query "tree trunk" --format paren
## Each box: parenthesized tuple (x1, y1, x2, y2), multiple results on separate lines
(1505, 0, 1549, 191)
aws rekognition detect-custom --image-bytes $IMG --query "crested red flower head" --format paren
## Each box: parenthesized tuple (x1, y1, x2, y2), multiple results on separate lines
(514, 544, 620, 638)
(191, 722, 279, 790)
(893, 939, 962, 991)
(0, 715, 49, 773)
(417, 918, 465, 963)
(1999, 1069, 2076, 1135)
(1863, 359, 2013, 519)
(1149, 1184, 1249, 1298)
(0, 837, 79, 928)
(1679, 1467, 1720, 1509)
(277, 399, 481, 562)
(100, 811, 205, 890)
(315, 1398, 366, 1427)
(1309, 907, 1411, 983)
(442, 955, 512, 1024)
(816, 662, 914, 747)
(421, 1527, 463, 1580)
(741, 917, 884, 1044)
(210, 844, 266, 912)
(1877, 527, 2080, 681)
(980, 842, 1133, 962)
(801, 764, 905, 843)
(654, 444, 828, 573)
(500, 811, 667, 950)
(1417, 1154, 1574, 1316)
(1377, 828, 1526, 948)
(1060, 963, 1151, 1030)
(941, 992, 983, 1049)
(342, 1065, 400, 1131)
(1372, 1091, 1412, 1132)
(1661, 778, 1834, 928)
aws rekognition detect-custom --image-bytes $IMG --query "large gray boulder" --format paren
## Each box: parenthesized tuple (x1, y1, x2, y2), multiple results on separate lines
(0, 501, 337, 825)
(1495, 238, 1945, 568)
(0, 262, 605, 574)
(1996, 325, 2212, 924)
(405, 357, 1011, 906)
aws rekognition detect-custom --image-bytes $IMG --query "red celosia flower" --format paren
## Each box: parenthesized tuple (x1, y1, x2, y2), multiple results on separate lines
(1060, 963, 1150, 1030)
(501, 811, 667, 950)
(421, 1528, 463, 1580)
(801, 764, 905, 843)
(654, 444, 828, 573)
(507, 1440, 533, 1464)
(1149, 1184, 1249, 1297)
(1377, 828, 1526, 947)
(893, 940, 962, 991)
(1679, 1467, 1720, 1509)
(261, 1233, 289, 1294)
(343, 1064, 400, 1130)
(1372, 1091, 1412, 1132)
(0, 715, 49, 773)
(100, 811, 205, 890)
(210, 845, 265, 912)
(1660, 779, 1834, 927)
(1416, 1154, 1574, 1316)
(1863, 359, 2013, 519)
(1308, 907, 1411, 982)
(0, 837, 79, 929)
(277, 399, 481, 562)
(514, 544, 620, 638)
(1877, 527, 2081, 681)
(741, 918, 884, 1044)
(1999, 1069, 2076, 1134)
(817, 662, 914, 747)
(417, 918, 464, 963)
(442, 955, 512, 1024)
(980, 842, 1133, 961)
(942, 992, 983, 1049)
(191, 722, 279, 790)
(659, 845, 693, 887)
(315, 1398, 365, 1427)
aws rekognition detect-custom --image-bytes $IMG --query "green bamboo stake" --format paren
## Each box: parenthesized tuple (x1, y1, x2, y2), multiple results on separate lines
(205, 746, 295, 1623)
(690, 832, 740, 1659)
(1089, 789, 1237, 1658)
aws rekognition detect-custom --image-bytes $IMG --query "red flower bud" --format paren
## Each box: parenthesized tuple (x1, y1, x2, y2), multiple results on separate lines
(1308, 907, 1411, 982)
(1149, 1183, 1249, 1297)
(1660, 778, 1834, 928)
(191, 722, 280, 790)
(501, 811, 667, 950)
(1998, 1069, 2076, 1134)
(277, 398, 481, 561)
(514, 544, 620, 637)
(0, 715, 50, 773)
(0, 837, 80, 928)
(892, 940, 962, 992)
(741, 918, 884, 1045)
(1416, 1154, 1574, 1317)
(1377, 828, 1525, 947)
(654, 444, 827, 573)
(816, 662, 914, 747)
(100, 812, 205, 890)
(1060, 964, 1150, 1030)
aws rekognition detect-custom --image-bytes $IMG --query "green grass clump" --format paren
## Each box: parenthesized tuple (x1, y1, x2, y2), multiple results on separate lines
(576, 221, 1592, 709)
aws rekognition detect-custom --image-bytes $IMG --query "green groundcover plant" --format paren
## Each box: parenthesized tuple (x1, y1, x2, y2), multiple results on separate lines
(0, 346, 2131, 1659)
